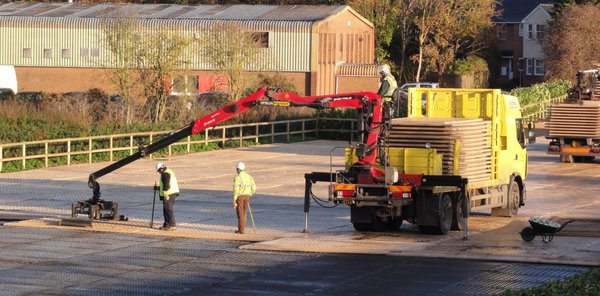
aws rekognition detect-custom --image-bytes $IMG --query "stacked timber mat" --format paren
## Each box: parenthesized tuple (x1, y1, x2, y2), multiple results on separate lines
(547, 102, 600, 138)
(388, 118, 492, 183)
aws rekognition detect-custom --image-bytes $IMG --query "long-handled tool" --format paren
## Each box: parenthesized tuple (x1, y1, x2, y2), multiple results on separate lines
(150, 182, 157, 228)
(248, 202, 256, 232)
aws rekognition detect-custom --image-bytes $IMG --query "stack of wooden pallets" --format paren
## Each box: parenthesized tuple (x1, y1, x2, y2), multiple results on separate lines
(387, 117, 492, 182)
(547, 103, 600, 138)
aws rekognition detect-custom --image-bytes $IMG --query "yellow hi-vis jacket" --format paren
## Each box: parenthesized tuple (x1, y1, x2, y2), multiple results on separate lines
(233, 171, 256, 202)
(379, 74, 398, 102)
(159, 168, 179, 197)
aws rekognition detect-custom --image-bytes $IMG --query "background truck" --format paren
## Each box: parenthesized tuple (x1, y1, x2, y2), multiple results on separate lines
(306, 88, 529, 234)
(547, 68, 600, 163)
(0, 65, 18, 99)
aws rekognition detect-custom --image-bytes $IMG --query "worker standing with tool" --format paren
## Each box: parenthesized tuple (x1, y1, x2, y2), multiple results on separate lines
(377, 64, 398, 118)
(155, 162, 179, 231)
(233, 162, 256, 234)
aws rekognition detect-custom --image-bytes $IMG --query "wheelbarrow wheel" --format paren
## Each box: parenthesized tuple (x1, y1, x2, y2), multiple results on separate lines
(520, 226, 535, 242)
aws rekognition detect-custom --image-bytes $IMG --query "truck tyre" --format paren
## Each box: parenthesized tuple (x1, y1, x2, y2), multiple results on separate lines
(451, 193, 467, 231)
(353, 223, 372, 231)
(437, 194, 453, 235)
(491, 180, 520, 217)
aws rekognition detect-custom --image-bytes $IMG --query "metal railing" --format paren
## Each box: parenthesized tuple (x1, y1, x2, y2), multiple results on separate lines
(521, 94, 567, 123)
(1, 118, 357, 173)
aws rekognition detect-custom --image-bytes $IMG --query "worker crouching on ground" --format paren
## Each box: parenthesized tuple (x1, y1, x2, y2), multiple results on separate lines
(233, 162, 256, 234)
(155, 162, 179, 231)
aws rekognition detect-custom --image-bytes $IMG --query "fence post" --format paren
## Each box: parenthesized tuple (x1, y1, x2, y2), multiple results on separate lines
(22, 143, 26, 169)
(316, 118, 320, 139)
(255, 125, 259, 144)
(187, 136, 191, 153)
(0, 145, 3, 172)
(239, 126, 243, 147)
(45, 142, 49, 168)
(222, 127, 226, 147)
(302, 120, 305, 141)
(271, 123, 275, 143)
(287, 121, 290, 142)
(204, 130, 208, 146)
(88, 138, 92, 164)
(350, 120, 354, 143)
(110, 136, 114, 162)
(67, 140, 71, 166)
(149, 133, 153, 159)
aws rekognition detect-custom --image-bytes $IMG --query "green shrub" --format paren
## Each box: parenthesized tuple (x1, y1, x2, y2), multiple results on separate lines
(501, 267, 600, 296)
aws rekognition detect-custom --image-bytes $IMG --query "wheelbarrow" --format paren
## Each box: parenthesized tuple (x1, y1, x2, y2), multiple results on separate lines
(520, 217, 574, 243)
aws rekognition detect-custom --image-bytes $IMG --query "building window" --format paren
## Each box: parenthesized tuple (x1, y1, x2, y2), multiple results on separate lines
(498, 24, 507, 41)
(528, 24, 534, 39)
(246, 32, 269, 48)
(80, 48, 89, 57)
(43, 49, 53, 59)
(23, 48, 32, 58)
(61, 49, 71, 59)
(519, 23, 524, 37)
(91, 48, 100, 57)
(536, 24, 545, 40)
(534, 59, 545, 76)
(526, 59, 533, 76)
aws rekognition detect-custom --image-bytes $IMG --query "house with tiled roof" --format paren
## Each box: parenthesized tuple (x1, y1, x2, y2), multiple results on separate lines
(493, 0, 555, 88)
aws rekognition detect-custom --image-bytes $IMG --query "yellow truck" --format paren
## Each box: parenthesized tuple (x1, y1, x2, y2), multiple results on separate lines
(325, 88, 529, 234)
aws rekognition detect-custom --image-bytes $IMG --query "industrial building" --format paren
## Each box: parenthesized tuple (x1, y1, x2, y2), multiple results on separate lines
(0, 2, 379, 96)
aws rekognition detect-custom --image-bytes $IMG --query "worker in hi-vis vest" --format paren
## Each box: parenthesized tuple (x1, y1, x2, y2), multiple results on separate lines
(155, 162, 179, 231)
(232, 162, 256, 234)
(377, 64, 398, 119)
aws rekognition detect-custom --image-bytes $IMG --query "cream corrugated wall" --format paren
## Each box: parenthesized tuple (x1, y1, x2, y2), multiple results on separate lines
(0, 17, 312, 72)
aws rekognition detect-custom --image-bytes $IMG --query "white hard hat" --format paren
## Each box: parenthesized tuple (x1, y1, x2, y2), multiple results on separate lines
(378, 64, 390, 74)
(156, 162, 165, 171)
(235, 162, 245, 170)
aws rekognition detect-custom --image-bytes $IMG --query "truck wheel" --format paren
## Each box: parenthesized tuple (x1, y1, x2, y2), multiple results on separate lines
(451, 194, 467, 231)
(436, 194, 452, 235)
(507, 181, 520, 216)
(492, 180, 520, 217)
(353, 223, 372, 231)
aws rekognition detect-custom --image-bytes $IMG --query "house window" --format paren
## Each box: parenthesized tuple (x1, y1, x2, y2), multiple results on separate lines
(526, 59, 533, 76)
(528, 24, 534, 39)
(91, 48, 100, 57)
(536, 24, 545, 39)
(534, 59, 545, 76)
(519, 23, 524, 37)
(498, 24, 507, 41)
(23, 48, 32, 58)
(61, 49, 71, 59)
(80, 48, 89, 57)
(43, 48, 53, 59)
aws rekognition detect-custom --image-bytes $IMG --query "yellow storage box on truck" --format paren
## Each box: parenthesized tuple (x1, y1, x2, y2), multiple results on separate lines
(321, 88, 529, 234)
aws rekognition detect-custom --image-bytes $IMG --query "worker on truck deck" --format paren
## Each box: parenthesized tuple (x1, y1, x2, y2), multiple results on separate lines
(155, 162, 179, 231)
(232, 162, 256, 234)
(377, 64, 398, 119)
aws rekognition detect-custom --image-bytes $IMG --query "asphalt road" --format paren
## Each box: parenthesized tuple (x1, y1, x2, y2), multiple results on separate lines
(0, 136, 598, 295)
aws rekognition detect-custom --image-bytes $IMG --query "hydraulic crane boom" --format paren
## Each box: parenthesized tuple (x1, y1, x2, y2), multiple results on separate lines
(75, 86, 385, 219)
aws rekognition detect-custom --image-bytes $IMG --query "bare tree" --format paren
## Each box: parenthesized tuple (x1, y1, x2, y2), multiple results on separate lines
(199, 22, 268, 102)
(412, 0, 444, 82)
(100, 18, 139, 125)
(135, 28, 194, 123)
(543, 3, 600, 82)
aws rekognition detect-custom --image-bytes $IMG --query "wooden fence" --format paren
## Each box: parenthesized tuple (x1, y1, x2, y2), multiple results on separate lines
(0, 118, 358, 173)
(0, 92, 567, 173)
